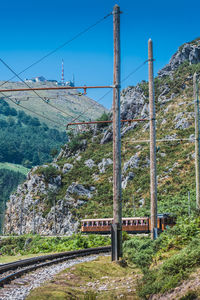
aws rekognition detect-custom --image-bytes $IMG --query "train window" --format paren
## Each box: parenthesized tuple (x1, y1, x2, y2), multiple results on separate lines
(103, 221, 107, 226)
(128, 220, 131, 225)
(123, 220, 126, 225)
(143, 220, 147, 225)
(138, 220, 142, 225)
(133, 220, 137, 225)
(99, 221, 102, 226)
(108, 221, 111, 225)
(89, 221, 92, 226)
(84, 222, 87, 227)
(94, 221, 97, 226)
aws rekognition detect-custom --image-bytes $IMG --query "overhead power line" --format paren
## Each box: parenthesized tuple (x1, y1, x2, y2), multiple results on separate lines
(69, 60, 149, 124)
(0, 12, 112, 88)
(0, 58, 75, 119)
(0, 92, 65, 128)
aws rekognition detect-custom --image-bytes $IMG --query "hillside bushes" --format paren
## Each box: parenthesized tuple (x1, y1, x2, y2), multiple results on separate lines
(0, 99, 67, 167)
(123, 217, 200, 298)
(0, 234, 110, 256)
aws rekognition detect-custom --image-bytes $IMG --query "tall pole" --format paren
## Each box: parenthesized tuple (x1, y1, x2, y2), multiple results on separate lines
(54, 198, 57, 235)
(194, 72, 200, 212)
(148, 39, 157, 240)
(112, 4, 122, 261)
(20, 198, 23, 235)
(33, 200, 36, 234)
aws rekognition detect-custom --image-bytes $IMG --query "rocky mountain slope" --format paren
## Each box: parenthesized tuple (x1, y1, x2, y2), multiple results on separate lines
(0, 80, 107, 130)
(4, 37, 200, 235)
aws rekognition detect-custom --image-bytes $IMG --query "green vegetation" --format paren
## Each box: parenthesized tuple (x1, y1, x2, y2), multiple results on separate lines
(0, 234, 110, 256)
(123, 217, 200, 298)
(36, 165, 61, 183)
(26, 256, 139, 300)
(0, 162, 30, 175)
(0, 99, 67, 168)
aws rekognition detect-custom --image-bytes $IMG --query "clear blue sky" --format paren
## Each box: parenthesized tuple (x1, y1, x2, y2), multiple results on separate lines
(1, 0, 200, 110)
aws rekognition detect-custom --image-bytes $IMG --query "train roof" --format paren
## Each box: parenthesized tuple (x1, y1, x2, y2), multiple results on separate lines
(81, 217, 149, 222)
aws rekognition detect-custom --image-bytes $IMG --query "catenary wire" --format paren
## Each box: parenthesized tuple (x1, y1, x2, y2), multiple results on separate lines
(0, 58, 75, 119)
(68, 60, 149, 125)
(0, 12, 112, 88)
(0, 92, 65, 128)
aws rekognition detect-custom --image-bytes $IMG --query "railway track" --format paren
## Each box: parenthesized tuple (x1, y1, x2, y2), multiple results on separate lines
(0, 246, 111, 288)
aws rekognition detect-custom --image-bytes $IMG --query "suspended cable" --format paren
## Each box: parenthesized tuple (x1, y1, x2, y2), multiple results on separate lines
(0, 58, 75, 119)
(0, 92, 65, 128)
(69, 60, 148, 124)
(0, 12, 112, 88)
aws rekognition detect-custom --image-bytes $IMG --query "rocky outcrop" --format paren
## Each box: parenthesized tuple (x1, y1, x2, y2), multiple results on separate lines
(120, 85, 147, 120)
(98, 158, 113, 173)
(158, 40, 200, 78)
(4, 168, 91, 235)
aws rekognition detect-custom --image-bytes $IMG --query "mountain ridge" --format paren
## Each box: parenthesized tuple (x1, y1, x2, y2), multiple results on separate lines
(4, 38, 200, 235)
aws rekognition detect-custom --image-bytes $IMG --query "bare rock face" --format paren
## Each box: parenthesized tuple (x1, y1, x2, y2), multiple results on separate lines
(4, 168, 79, 235)
(67, 183, 95, 199)
(123, 153, 140, 173)
(158, 40, 200, 78)
(98, 158, 113, 173)
(120, 85, 147, 120)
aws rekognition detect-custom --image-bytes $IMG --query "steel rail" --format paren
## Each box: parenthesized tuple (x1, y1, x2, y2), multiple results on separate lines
(0, 246, 111, 287)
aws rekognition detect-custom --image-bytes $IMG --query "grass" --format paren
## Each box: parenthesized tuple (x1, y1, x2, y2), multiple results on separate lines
(0, 162, 30, 175)
(2, 81, 107, 130)
(26, 256, 140, 300)
(0, 252, 56, 264)
(123, 217, 200, 298)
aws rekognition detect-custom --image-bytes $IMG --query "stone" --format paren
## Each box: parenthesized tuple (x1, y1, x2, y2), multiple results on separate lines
(51, 163, 60, 170)
(98, 158, 113, 173)
(100, 128, 113, 144)
(84, 159, 95, 168)
(158, 42, 200, 78)
(123, 153, 140, 173)
(67, 182, 93, 199)
(121, 123, 137, 137)
(122, 172, 134, 189)
(139, 198, 145, 207)
(62, 163, 73, 174)
(120, 85, 146, 120)
(175, 118, 190, 129)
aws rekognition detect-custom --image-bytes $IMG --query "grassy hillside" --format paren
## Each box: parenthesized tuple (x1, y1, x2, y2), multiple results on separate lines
(0, 81, 107, 130)
(0, 162, 30, 176)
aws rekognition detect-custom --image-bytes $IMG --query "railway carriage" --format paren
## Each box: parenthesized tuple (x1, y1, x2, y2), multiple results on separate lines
(81, 214, 175, 234)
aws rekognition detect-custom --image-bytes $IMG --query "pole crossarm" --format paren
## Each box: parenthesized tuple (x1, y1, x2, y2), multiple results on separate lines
(0, 85, 113, 93)
(66, 118, 148, 128)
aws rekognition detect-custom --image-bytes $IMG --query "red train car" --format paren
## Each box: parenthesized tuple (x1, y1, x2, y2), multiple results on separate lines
(81, 214, 175, 234)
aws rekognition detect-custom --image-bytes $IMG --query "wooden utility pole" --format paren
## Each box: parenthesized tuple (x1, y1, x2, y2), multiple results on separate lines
(54, 199, 57, 235)
(20, 198, 23, 235)
(148, 39, 157, 240)
(112, 4, 122, 261)
(194, 72, 200, 212)
(33, 200, 36, 234)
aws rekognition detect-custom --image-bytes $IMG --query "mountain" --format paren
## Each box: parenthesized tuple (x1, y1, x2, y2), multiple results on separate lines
(0, 80, 107, 130)
(4, 38, 200, 235)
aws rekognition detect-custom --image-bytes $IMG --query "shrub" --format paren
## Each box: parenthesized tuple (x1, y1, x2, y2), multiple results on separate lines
(37, 165, 60, 182)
